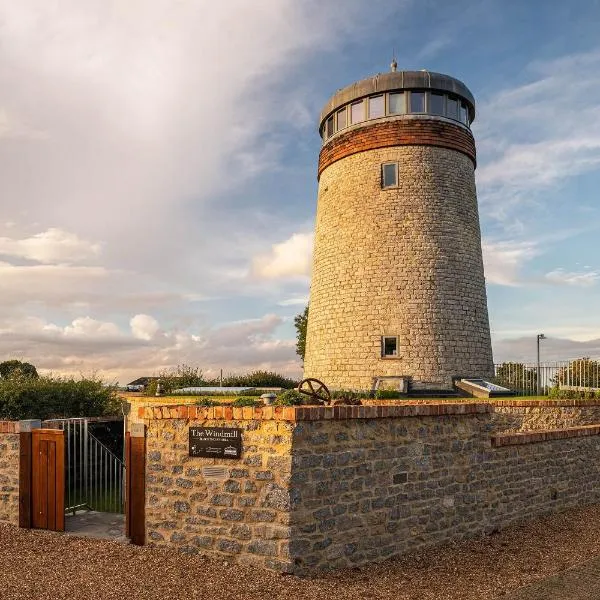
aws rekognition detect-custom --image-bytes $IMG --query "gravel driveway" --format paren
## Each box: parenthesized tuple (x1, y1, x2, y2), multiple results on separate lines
(2, 505, 600, 600)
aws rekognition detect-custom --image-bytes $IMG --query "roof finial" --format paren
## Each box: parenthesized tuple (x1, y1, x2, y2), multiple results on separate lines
(390, 49, 397, 73)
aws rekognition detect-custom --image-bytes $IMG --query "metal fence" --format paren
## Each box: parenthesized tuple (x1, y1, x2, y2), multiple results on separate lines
(493, 360, 600, 396)
(44, 417, 125, 514)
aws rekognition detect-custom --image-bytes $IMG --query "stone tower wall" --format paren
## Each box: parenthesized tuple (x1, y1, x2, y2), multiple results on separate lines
(304, 128, 493, 390)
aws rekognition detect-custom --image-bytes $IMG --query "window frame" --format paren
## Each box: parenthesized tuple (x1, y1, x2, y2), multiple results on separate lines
(446, 95, 459, 121)
(381, 162, 399, 189)
(350, 99, 366, 124)
(381, 336, 400, 358)
(409, 90, 426, 114)
(429, 92, 445, 116)
(325, 116, 334, 139)
(337, 107, 347, 131)
(388, 91, 406, 115)
(368, 94, 385, 119)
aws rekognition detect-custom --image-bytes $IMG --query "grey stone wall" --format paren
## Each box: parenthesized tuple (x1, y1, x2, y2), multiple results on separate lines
(289, 416, 600, 574)
(145, 417, 295, 572)
(491, 404, 600, 433)
(305, 145, 493, 390)
(142, 407, 600, 575)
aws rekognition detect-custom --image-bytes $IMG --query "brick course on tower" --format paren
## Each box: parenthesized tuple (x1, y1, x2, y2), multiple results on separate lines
(304, 70, 494, 391)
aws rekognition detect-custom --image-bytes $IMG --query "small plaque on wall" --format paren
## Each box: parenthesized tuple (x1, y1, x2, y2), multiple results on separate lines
(189, 427, 242, 459)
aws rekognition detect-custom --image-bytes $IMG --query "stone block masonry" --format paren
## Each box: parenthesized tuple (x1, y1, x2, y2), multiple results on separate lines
(490, 398, 600, 433)
(305, 143, 493, 390)
(144, 412, 295, 572)
(140, 404, 600, 575)
(0, 422, 20, 525)
(290, 415, 600, 573)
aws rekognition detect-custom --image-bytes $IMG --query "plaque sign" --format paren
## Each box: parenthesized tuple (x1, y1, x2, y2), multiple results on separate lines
(189, 427, 242, 459)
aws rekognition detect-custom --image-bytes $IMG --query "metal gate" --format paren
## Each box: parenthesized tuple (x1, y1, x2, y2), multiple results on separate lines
(44, 417, 125, 514)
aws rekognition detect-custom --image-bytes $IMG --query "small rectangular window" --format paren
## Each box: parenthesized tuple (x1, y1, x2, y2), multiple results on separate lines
(410, 91, 425, 113)
(430, 93, 444, 115)
(459, 102, 468, 124)
(351, 100, 365, 124)
(369, 95, 384, 119)
(388, 92, 405, 114)
(447, 97, 458, 120)
(382, 163, 398, 188)
(337, 108, 347, 130)
(382, 336, 398, 357)
(326, 116, 334, 138)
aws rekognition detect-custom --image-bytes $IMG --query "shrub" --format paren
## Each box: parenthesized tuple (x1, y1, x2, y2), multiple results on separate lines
(194, 397, 220, 407)
(547, 387, 600, 400)
(231, 397, 262, 407)
(208, 370, 298, 389)
(274, 389, 305, 406)
(331, 389, 363, 402)
(144, 364, 206, 396)
(0, 375, 119, 421)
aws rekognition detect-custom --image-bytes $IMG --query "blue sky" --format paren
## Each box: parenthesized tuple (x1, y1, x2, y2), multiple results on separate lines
(1, 0, 600, 383)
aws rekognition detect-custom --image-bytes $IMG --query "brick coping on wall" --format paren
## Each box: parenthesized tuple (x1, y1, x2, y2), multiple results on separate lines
(138, 402, 491, 422)
(490, 398, 600, 407)
(492, 424, 600, 447)
(0, 421, 18, 433)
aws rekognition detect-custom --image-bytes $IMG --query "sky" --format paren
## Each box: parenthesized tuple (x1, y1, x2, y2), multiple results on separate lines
(1, 0, 600, 384)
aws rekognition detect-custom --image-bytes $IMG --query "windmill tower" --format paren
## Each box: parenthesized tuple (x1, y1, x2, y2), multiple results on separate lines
(304, 68, 494, 392)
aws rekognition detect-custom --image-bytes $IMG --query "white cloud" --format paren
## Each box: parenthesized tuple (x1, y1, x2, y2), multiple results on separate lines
(0, 1, 425, 381)
(278, 296, 309, 307)
(482, 239, 539, 286)
(130, 314, 160, 340)
(0, 107, 45, 139)
(476, 50, 600, 225)
(0, 228, 101, 264)
(545, 268, 600, 287)
(252, 232, 313, 279)
(61, 317, 122, 338)
(0, 312, 300, 384)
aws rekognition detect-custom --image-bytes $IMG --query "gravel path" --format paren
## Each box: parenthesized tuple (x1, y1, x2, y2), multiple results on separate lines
(3, 505, 600, 600)
(506, 554, 600, 600)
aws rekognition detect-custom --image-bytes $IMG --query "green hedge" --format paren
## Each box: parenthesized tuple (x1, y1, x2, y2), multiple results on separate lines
(547, 387, 600, 400)
(0, 376, 120, 421)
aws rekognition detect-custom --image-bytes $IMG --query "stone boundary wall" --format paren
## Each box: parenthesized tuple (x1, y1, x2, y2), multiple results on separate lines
(144, 415, 295, 572)
(141, 404, 600, 574)
(492, 424, 600, 447)
(290, 413, 600, 573)
(0, 421, 20, 525)
(490, 399, 600, 433)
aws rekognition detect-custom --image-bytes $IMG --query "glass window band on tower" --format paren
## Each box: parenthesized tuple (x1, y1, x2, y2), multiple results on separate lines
(321, 89, 472, 140)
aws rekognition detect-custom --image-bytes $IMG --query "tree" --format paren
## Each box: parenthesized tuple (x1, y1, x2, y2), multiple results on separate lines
(145, 364, 205, 395)
(0, 360, 39, 380)
(218, 370, 297, 389)
(553, 358, 600, 389)
(494, 362, 537, 394)
(294, 305, 308, 362)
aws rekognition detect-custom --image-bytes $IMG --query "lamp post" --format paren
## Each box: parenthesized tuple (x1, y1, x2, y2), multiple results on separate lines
(536, 334, 546, 396)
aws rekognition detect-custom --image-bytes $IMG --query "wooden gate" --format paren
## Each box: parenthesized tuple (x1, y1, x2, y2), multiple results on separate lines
(32, 429, 65, 531)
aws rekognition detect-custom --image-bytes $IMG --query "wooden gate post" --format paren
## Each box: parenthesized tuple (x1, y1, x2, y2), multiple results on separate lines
(19, 419, 41, 529)
(126, 422, 146, 545)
